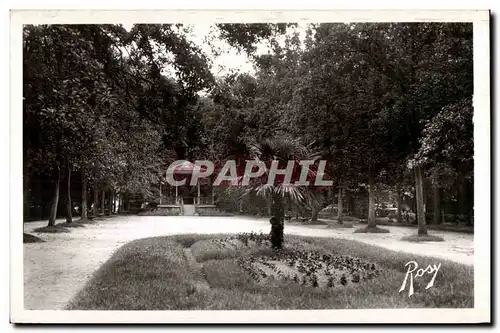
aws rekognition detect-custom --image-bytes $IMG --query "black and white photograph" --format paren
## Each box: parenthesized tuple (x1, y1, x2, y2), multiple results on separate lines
(9, 9, 490, 324)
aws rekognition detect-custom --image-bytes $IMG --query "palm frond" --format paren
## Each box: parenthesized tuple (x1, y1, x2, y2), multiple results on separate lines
(255, 183, 274, 197)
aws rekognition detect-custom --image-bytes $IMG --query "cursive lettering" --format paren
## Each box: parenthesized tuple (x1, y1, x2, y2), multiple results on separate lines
(399, 261, 441, 297)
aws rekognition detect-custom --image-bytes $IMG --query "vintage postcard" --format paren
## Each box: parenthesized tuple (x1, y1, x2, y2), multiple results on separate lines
(11, 9, 490, 324)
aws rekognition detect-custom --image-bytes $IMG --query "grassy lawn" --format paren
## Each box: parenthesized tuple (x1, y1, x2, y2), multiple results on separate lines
(67, 233, 473, 310)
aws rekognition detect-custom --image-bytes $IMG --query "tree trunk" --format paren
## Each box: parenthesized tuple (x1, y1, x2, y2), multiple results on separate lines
(66, 166, 72, 223)
(345, 191, 352, 216)
(467, 181, 474, 226)
(368, 175, 376, 228)
(337, 187, 343, 224)
(414, 165, 428, 236)
(35, 179, 42, 220)
(48, 168, 61, 227)
(350, 195, 357, 218)
(23, 174, 29, 221)
(460, 179, 473, 225)
(119, 194, 125, 213)
(396, 188, 402, 223)
(311, 206, 319, 222)
(270, 193, 285, 249)
(81, 172, 88, 221)
(108, 189, 113, 215)
(101, 190, 105, 215)
(93, 186, 98, 217)
(432, 182, 441, 224)
(117, 193, 121, 214)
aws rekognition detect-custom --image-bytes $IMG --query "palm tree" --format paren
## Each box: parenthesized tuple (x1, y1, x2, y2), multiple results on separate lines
(243, 136, 320, 249)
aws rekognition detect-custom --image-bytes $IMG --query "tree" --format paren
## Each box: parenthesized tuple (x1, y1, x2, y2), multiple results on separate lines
(24, 23, 220, 225)
(243, 137, 318, 249)
(330, 23, 472, 235)
(415, 97, 474, 224)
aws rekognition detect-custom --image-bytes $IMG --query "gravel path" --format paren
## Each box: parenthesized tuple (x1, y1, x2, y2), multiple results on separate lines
(23, 215, 474, 310)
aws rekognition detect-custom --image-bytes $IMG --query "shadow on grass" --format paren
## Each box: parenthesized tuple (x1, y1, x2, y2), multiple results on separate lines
(327, 222, 354, 229)
(287, 219, 329, 226)
(58, 222, 86, 228)
(401, 234, 445, 242)
(33, 225, 71, 233)
(23, 233, 45, 243)
(353, 226, 390, 233)
(76, 218, 98, 225)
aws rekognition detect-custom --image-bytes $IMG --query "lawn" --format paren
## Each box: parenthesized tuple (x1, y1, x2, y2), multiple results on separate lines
(66, 233, 473, 310)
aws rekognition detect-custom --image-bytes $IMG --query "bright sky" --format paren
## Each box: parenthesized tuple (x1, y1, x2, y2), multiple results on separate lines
(188, 24, 259, 76)
(121, 23, 308, 78)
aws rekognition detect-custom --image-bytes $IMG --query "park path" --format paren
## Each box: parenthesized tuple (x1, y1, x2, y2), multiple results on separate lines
(23, 215, 474, 310)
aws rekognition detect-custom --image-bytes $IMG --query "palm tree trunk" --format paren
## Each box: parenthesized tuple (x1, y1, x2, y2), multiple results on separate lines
(66, 165, 72, 223)
(414, 165, 428, 236)
(48, 167, 61, 227)
(337, 187, 343, 224)
(81, 171, 88, 221)
(270, 193, 285, 249)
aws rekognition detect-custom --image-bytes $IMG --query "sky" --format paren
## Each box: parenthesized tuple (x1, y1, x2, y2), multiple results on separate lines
(121, 23, 263, 77)
(188, 24, 259, 75)
(121, 23, 308, 78)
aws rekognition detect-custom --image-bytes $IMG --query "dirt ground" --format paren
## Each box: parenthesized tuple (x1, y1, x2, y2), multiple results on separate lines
(23, 215, 474, 310)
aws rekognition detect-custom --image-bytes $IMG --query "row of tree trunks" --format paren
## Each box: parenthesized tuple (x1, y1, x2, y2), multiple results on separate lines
(45, 163, 122, 226)
(316, 168, 463, 230)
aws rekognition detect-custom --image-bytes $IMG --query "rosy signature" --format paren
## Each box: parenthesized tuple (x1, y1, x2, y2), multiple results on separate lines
(399, 261, 441, 297)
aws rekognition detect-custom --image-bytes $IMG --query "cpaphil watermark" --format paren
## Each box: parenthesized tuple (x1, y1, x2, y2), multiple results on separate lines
(164, 159, 333, 187)
(399, 261, 441, 297)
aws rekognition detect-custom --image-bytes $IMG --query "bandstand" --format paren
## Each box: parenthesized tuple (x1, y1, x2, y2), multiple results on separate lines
(157, 161, 218, 216)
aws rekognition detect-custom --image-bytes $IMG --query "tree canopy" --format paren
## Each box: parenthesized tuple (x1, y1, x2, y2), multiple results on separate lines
(23, 23, 473, 232)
